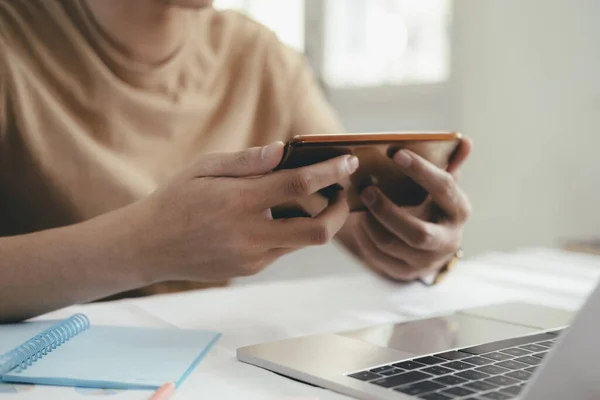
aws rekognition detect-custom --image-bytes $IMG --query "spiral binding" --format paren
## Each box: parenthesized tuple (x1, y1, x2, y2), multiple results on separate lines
(0, 313, 90, 375)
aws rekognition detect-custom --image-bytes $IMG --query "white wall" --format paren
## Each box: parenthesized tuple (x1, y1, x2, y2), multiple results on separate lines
(453, 0, 600, 254)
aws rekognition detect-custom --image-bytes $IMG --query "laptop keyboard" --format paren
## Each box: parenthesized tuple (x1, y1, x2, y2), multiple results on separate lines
(347, 330, 561, 399)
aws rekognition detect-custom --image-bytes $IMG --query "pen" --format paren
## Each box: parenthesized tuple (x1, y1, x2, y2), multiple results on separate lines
(433, 248, 463, 285)
(419, 249, 463, 286)
(149, 382, 176, 400)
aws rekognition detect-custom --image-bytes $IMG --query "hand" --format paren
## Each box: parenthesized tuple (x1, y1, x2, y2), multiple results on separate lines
(350, 138, 472, 281)
(129, 142, 358, 283)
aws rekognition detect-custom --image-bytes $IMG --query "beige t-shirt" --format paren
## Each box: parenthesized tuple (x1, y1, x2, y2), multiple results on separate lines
(0, 0, 342, 296)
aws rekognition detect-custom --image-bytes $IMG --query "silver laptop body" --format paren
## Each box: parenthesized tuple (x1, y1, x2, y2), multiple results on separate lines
(238, 283, 600, 399)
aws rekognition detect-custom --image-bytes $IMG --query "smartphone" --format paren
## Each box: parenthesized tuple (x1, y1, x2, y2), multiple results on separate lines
(272, 132, 462, 217)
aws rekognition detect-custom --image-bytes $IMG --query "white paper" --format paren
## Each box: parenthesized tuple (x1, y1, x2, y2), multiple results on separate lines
(4, 248, 599, 400)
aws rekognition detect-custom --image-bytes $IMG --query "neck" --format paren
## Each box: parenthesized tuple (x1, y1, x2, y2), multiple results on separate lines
(84, 0, 191, 65)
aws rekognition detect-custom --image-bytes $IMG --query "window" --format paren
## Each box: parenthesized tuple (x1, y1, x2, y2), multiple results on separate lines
(213, 0, 451, 88)
(323, 0, 451, 87)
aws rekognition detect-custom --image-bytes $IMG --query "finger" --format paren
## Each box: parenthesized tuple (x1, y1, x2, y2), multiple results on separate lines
(447, 137, 473, 175)
(269, 192, 350, 247)
(190, 141, 285, 178)
(354, 221, 421, 281)
(362, 215, 452, 274)
(258, 155, 359, 208)
(361, 214, 413, 260)
(452, 169, 462, 182)
(392, 150, 471, 222)
(361, 186, 449, 251)
(361, 214, 430, 262)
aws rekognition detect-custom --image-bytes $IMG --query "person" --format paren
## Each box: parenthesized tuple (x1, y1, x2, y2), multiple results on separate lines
(0, 0, 472, 323)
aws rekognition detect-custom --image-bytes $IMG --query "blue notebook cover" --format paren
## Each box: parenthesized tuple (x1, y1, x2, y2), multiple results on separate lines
(0, 314, 220, 390)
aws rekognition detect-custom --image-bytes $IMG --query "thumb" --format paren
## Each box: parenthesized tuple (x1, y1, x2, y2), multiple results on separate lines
(192, 141, 285, 178)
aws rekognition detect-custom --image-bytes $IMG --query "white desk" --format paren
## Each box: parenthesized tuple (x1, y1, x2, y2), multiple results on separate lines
(2, 248, 600, 399)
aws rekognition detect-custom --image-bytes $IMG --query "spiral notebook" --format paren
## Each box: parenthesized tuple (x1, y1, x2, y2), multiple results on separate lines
(0, 314, 220, 390)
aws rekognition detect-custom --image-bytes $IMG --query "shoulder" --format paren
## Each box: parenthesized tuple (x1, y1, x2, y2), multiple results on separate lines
(199, 9, 279, 50)
(196, 8, 307, 78)
(189, 9, 321, 140)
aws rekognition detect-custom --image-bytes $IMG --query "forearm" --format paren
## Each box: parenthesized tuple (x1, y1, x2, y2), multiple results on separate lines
(0, 206, 151, 323)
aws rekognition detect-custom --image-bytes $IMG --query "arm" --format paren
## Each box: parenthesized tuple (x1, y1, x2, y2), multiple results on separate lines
(0, 208, 154, 323)
(0, 143, 356, 323)
(0, 43, 143, 321)
(0, 41, 157, 320)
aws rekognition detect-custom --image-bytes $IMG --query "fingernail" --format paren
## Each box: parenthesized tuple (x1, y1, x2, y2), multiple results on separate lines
(261, 141, 283, 159)
(346, 156, 359, 174)
(361, 187, 376, 206)
(394, 150, 412, 168)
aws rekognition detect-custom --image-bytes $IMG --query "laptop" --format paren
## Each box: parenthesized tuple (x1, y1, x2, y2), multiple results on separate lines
(237, 282, 600, 399)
